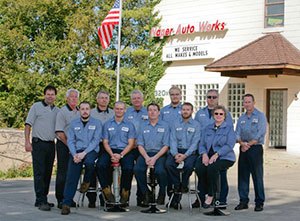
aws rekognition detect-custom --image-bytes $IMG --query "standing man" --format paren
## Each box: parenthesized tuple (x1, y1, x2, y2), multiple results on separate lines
(55, 89, 80, 209)
(165, 102, 201, 209)
(134, 103, 170, 206)
(61, 101, 102, 215)
(88, 90, 114, 207)
(96, 101, 136, 205)
(91, 90, 114, 123)
(25, 85, 59, 211)
(235, 94, 267, 212)
(160, 86, 183, 199)
(124, 89, 148, 206)
(160, 86, 182, 124)
(193, 89, 233, 208)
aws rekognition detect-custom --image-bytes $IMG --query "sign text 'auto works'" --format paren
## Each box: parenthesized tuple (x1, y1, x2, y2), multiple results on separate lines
(151, 20, 226, 38)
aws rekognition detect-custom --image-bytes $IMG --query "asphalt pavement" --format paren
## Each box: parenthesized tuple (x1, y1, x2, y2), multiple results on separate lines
(0, 148, 299, 221)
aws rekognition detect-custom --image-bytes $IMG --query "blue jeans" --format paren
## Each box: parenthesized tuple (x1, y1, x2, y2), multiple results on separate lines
(96, 149, 135, 191)
(134, 152, 167, 196)
(62, 151, 98, 206)
(238, 144, 265, 206)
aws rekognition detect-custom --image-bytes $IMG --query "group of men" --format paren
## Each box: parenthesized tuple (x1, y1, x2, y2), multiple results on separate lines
(25, 85, 267, 215)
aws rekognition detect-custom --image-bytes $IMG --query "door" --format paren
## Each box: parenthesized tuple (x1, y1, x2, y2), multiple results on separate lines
(267, 89, 287, 148)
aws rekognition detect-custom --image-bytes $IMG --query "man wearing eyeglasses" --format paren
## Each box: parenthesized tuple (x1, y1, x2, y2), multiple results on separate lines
(193, 89, 233, 209)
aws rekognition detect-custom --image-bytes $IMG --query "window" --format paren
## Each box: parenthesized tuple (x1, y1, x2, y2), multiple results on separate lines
(173, 84, 186, 102)
(227, 83, 245, 124)
(194, 84, 219, 111)
(265, 0, 284, 27)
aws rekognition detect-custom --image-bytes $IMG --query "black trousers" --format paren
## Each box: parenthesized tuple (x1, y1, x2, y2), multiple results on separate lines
(55, 140, 69, 204)
(196, 159, 234, 197)
(32, 138, 55, 205)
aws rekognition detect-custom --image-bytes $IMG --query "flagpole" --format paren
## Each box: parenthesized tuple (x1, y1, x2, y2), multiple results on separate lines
(116, 0, 122, 101)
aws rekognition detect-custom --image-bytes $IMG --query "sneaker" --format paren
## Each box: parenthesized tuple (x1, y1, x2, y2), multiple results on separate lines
(234, 203, 249, 210)
(79, 182, 90, 193)
(61, 205, 70, 215)
(38, 203, 51, 211)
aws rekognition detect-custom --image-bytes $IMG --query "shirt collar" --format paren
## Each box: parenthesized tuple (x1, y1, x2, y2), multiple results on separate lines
(97, 106, 109, 113)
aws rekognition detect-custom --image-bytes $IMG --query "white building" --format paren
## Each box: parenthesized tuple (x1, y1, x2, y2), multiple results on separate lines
(153, 0, 300, 154)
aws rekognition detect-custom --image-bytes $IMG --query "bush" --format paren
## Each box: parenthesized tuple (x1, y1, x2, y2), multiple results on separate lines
(0, 163, 33, 179)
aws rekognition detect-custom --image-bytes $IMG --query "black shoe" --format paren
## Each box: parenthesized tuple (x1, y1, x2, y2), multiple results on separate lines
(38, 203, 51, 211)
(254, 204, 264, 212)
(202, 202, 212, 209)
(235, 203, 249, 210)
(192, 199, 200, 208)
(71, 201, 77, 208)
(35, 202, 54, 208)
(88, 202, 96, 208)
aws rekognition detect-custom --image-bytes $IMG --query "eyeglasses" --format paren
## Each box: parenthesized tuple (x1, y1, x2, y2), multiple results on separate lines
(214, 112, 224, 116)
(207, 96, 218, 99)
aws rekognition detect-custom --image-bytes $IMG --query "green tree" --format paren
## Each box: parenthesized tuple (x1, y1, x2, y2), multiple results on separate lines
(0, 0, 165, 128)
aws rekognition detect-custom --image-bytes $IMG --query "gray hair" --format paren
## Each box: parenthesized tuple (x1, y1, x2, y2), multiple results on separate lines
(130, 90, 144, 99)
(96, 90, 110, 99)
(66, 89, 80, 98)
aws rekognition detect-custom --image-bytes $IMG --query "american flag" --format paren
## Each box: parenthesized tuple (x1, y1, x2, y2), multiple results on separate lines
(98, 0, 121, 49)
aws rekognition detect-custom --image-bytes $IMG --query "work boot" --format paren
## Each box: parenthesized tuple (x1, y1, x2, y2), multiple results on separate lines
(79, 182, 90, 193)
(61, 205, 70, 215)
(102, 187, 115, 203)
(120, 189, 130, 205)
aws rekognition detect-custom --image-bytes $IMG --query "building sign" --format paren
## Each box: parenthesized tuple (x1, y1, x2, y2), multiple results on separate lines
(162, 44, 211, 61)
(151, 20, 226, 38)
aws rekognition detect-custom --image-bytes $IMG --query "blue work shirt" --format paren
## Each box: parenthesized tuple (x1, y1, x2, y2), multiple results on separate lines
(103, 118, 136, 150)
(160, 104, 182, 127)
(195, 106, 233, 130)
(235, 108, 267, 145)
(137, 120, 170, 153)
(67, 117, 102, 157)
(199, 122, 236, 162)
(170, 118, 201, 157)
(124, 106, 148, 134)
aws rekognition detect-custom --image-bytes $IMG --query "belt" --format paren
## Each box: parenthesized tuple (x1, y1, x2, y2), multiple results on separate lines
(32, 137, 54, 143)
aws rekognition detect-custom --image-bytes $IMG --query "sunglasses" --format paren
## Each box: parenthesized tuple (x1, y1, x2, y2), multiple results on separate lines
(207, 96, 218, 99)
(214, 112, 224, 116)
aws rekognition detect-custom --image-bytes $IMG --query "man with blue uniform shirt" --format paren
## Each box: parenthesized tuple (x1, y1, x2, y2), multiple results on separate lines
(61, 101, 102, 215)
(160, 85, 182, 125)
(25, 85, 59, 211)
(88, 90, 114, 207)
(55, 88, 80, 209)
(166, 102, 201, 209)
(124, 90, 148, 206)
(235, 94, 267, 212)
(160, 86, 183, 199)
(134, 103, 170, 206)
(96, 101, 136, 205)
(193, 89, 233, 208)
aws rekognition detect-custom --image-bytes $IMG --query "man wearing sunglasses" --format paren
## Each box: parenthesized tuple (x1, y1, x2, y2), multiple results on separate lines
(193, 89, 233, 209)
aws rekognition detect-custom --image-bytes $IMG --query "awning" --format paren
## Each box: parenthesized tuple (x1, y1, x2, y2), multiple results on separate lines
(205, 33, 300, 77)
